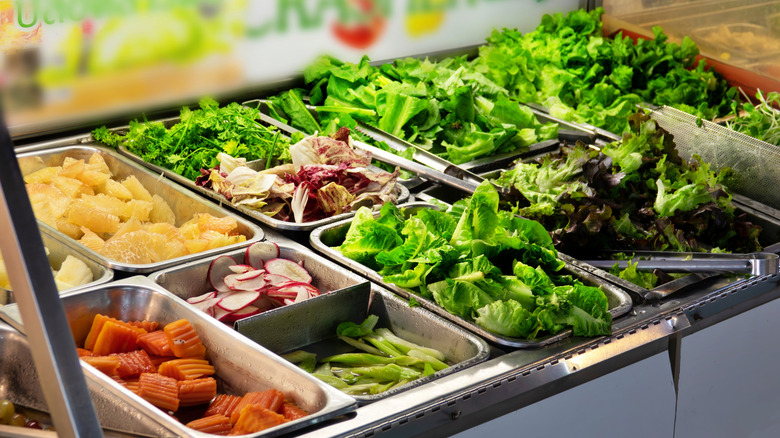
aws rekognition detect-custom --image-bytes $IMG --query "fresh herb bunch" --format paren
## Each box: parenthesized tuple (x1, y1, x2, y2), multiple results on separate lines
(93, 98, 291, 180)
(282, 53, 557, 164)
(727, 90, 780, 146)
(338, 183, 613, 340)
(495, 112, 763, 260)
(471, 8, 737, 134)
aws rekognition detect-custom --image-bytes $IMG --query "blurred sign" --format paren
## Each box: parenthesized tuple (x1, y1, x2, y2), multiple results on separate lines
(1, 0, 577, 136)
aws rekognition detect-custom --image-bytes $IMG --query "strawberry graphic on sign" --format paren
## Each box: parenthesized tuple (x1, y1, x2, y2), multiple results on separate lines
(332, 0, 386, 49)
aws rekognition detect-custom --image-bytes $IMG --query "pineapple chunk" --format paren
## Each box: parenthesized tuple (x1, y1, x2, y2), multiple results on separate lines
(149, 195, 175, 224)
(98, 179, 133, 200)
(67, 200, 120, 234)
(77, 170, 111, 188)
(50, 176, 94, 198)
(54, 256, 93, 290)
(87, 153, 112, 175)
(58, 158, 86, 178)
(126, 199, 153, 221)
(121, 175, 152, 201)
(24, 166, 61, 184)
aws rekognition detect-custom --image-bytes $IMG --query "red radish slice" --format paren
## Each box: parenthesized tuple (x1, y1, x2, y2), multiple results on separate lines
(208, 255, 238, 292)
(228, 264, 254, 274)
(217, 291, 262, 312)
(245, 241, 280, 270)
(214, 307, 233, 322)
(264, 259, 312, 284)
(283, 299, 294, 306)
(266, 288, 298, 300)
(231, 305, 263, 319)
(237, 276, 267, 291)
(263, 273, 293, 286)
(187, 291, 217, 304)
(192, 297, 221, 314)
(224, 270, 266, 291)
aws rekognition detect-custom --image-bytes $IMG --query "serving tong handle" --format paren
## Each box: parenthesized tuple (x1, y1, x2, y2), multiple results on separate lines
(584, 252, 779, 276)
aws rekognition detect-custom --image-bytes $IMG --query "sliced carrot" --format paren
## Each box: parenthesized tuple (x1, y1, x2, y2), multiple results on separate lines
(164, 319, 206, 358)
(111, 349, 156, 378)
(229, 405, 287, 435)
(204, 394, 243, 418)
(186, 414, 232, 435)
(77, 348, 94, 357)
(158, 358, 215, 381)
(137, 373, 179, 412)
(149, 355, 176, 368)
(137, 330, 173, 357)
(122, 378, 140, 394)
(178, 377, 217, 406)
(92, 320, 146, 355)
(127, 320, 159, 332)
(281, 402, 309, 421)
(84, 314, 147, 350)
(229, 389, 284, 424)
(82, 355, 120, 376)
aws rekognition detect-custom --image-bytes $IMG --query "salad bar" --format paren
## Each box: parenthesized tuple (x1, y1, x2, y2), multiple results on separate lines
(3, 3, 780, 437)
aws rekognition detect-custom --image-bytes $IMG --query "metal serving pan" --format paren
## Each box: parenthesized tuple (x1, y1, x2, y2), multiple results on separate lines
(148, 242, 371, 325)
(309, 203, 633, 349)
(117, 145, 410, 234)
(234, 282, 490, 404)
(0, 320, 181, 437)
(416, 168, 780, 302)
(17, 145, 263, 274)
(0, 227, 113, 305)
(0, 276, 357, 438)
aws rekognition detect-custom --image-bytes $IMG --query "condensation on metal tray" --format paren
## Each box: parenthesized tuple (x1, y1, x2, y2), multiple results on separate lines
(649, 105, 780, 210)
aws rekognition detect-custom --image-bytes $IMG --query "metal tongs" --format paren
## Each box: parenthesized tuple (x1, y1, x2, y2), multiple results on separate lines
(584, 251, 779, 276)
(250, 100, 516, 198)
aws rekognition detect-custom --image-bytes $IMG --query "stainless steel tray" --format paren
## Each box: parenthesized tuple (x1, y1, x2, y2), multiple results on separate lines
(0, 276, 357, 438)
(234, 282, 490, 404)
(0, 227, 114, 305)
(117, 145, 410, 233)
(148, 242, 371, 325)
(17, 145, 263, 274)
(309, 203, 633, 349)
(0, 319, 179, 437)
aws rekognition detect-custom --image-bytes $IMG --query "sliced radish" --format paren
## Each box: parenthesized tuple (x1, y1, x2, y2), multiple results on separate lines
(228, 264, 254, 274)
(208, 255, 238, 292)
(264, 258, 312, 284)
(214, 307, 233, 322)
(283, 298, 294, 306)
(245, 241, 280, 270)
(217, 290, 262, 312)
(192, 297, 221, 315)
(267, 287, 299, 300)
(186, 291, 217, 304)
(224, 270, 266, 291)
(263, 273, 293, 286)
(231, 305, 263, 319)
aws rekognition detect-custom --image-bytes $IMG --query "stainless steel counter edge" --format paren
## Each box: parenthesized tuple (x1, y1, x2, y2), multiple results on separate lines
(286, 272, 780, 438)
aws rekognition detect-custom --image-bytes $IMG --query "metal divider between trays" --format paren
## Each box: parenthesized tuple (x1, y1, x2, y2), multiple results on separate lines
(0, 114, 103, 436)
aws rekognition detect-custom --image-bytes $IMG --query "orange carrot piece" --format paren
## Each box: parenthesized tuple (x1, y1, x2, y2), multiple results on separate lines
(204, 394, 243, 418)
(137, 330, 173, 357)
(164, 319, 206, 358)
(136, 373, 179, 412)
(77, 348, 94, 357)
(229, 405, 287, 435)
(111, 349, 156, 378)
(178, 377, 217, 406)
(149, 355, 175, 368)
(82, 355, 120, 376)
(158, 358, 215, 381)
(84, 314, 147, 350)
(122, 378, 140, 394)
(92, 321, 145, 355)
(281, 402, 309, 421)
(229, 390, 284, 424)
(127, 320, 159, 332)
(186, 414, 232, 435)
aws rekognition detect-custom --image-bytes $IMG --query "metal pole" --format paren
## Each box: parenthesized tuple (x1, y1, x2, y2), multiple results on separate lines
(0, 110, 103, 437)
